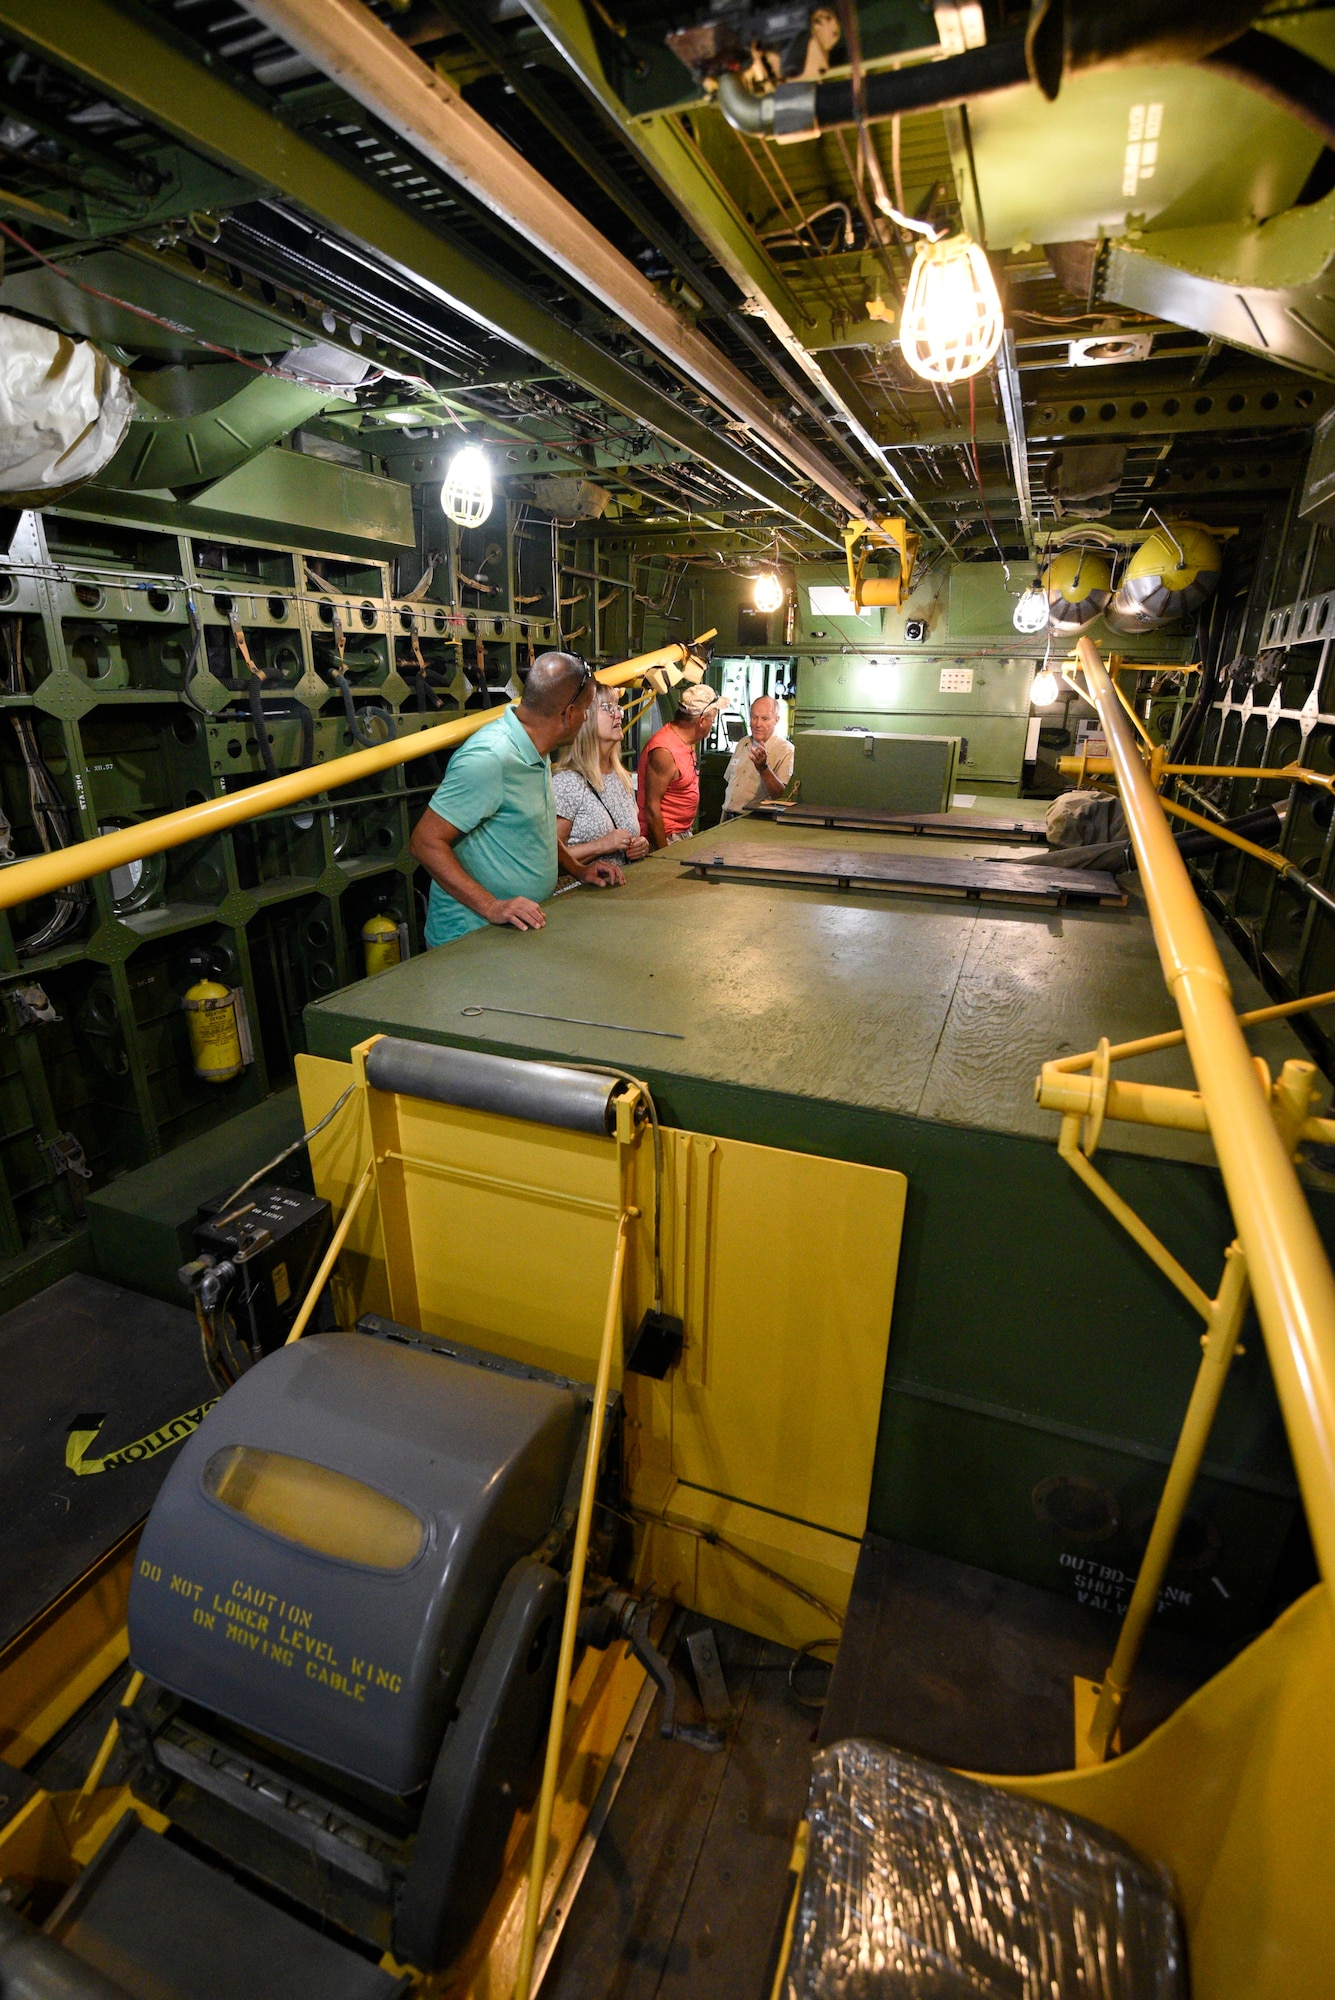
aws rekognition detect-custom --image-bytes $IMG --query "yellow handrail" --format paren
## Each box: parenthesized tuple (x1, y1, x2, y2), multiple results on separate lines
(0, 635, 713, 913)
(1074, 633, 1335, 1588)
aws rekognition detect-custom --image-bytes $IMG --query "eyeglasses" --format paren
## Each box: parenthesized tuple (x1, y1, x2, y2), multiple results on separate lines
(596, 695, 622, 717)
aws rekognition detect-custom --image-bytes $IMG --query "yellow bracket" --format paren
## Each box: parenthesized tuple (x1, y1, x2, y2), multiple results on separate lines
(1039, 1010, 1328, 1765)
(843, 516, 919, 610)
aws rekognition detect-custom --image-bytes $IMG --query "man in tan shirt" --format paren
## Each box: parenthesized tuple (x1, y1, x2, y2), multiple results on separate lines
(722, 695, 795, 816)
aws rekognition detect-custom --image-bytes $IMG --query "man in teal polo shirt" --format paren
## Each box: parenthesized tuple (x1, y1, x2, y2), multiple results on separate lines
(411, 652, 624, 945)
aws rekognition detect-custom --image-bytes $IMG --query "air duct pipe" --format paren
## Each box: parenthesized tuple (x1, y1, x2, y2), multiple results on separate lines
(717, 10, 1335, 152)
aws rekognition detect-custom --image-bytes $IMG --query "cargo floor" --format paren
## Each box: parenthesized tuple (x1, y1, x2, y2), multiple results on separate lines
(548, 1541, 1241, 1996)
(819, 1534, 1239, 1771)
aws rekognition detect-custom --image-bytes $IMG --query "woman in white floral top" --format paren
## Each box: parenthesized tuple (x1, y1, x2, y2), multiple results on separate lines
(552, 689, 650, 867)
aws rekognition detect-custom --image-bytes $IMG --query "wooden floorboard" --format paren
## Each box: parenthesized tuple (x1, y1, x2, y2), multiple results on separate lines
(678, 843, 1126, 909)
(544, 1623, 812, 2000)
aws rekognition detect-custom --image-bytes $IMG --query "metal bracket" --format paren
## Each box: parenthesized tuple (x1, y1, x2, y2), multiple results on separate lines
(38, 1130, 91, 1180)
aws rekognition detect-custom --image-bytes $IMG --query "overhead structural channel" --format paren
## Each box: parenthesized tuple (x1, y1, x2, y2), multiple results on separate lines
(240, 0, 878, 525)
(0, 0, 850, 546)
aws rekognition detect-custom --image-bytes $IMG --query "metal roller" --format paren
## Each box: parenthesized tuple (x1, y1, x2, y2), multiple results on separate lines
(364, 1036, 620, 1135)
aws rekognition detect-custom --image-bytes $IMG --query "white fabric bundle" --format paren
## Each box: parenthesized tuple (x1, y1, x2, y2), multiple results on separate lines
(0, 311, 133, 496)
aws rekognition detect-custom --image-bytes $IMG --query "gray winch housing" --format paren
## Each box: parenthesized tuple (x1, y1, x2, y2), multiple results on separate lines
(128, 1330, 583, 1796)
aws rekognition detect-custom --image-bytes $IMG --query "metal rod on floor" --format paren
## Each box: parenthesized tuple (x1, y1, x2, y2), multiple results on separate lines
(514, 1212, 630, 2000)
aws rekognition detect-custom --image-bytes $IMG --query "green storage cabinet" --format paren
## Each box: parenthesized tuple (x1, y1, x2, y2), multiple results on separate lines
(797, 710, 1027, 795)
(794, 729, 960, 812)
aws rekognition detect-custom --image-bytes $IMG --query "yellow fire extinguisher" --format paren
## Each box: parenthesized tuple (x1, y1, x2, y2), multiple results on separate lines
(362, 912, 402, 976)
(182, 978, 246, 1083)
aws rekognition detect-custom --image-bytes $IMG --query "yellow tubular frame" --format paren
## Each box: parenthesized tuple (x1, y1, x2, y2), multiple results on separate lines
(1074, 634, 1335, 1588)
(513, 1212, 631, 2000)
(0, 635, 715, 913)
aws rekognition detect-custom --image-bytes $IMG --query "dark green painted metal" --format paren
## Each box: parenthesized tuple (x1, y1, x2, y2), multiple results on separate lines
(302, 815, 1316, 1637)
(85, 1085, 310, 1305)
(0, 0, 841, 543)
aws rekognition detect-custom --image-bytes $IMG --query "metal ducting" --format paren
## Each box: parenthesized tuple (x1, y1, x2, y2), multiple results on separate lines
(1106, 522, 1221, 635)
(1044, 550, 1113, 635)
(240, 0, 876, 528)
(715, 18, 1335, 153)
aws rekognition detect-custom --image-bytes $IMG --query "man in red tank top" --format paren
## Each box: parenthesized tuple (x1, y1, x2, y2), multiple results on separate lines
(637, 683, 724, 848)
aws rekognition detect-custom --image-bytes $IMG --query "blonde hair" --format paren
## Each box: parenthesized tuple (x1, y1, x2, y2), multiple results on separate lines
(553, 690, 631, 790)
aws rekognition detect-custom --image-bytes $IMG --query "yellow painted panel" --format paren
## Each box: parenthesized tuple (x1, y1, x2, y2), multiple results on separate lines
(630, 1131, 905, 1543)
(637, 1489, 860, 1654)
(989, 1583, 1335, 2000)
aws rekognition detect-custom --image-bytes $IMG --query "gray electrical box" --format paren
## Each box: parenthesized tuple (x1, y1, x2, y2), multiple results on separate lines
(795, 730, 961, 813)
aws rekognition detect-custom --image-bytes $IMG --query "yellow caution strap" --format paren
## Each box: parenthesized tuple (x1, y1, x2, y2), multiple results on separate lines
(65, 1397, 219, 1477)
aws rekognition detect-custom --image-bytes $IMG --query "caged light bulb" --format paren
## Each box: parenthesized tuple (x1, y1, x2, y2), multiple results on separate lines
(1030, 668, 1060, 708)
(752, 571, 784, 614)
(441, 444, 493, 528)
(1013, 585, 1049, 635)
(899, 233, 1005, 385)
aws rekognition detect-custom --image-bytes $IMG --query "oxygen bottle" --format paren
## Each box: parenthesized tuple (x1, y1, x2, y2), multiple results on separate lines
(182, 978, 245, 1083)
(362, 912, 402, 975)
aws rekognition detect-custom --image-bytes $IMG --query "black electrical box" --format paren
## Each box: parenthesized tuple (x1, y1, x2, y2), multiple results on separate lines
(193, 1183, 333, 1360)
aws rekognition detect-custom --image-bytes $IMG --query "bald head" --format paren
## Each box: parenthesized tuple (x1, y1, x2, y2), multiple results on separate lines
(520, 651, 590, 719)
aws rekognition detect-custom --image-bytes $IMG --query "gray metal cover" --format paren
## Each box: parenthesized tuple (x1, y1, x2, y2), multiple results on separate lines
(128, 1333, 581, 1794)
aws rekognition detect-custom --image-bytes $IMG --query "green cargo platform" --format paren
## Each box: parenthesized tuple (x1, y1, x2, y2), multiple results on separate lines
(304, 807, 1324, 1640)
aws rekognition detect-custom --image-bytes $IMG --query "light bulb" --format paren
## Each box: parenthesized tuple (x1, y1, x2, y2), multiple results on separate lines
(1013, 586, 1049, 635)
(899, 233, 1004, 384)
(1030, 669, 1060, 707)
(441, 444, 492, 528)
(752, 571, 784, 614)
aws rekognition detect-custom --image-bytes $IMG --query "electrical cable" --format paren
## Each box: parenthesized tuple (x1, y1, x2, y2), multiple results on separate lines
(214, 1081, 358, 1216)
(0, 219, 366, 398)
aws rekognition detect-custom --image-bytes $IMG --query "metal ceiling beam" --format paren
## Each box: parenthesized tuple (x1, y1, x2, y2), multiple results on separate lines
(240, 0, 877, 523)
(0, 0, 846, 546)
(994, 331, 1035, 557)
(517, 0, 947, 546)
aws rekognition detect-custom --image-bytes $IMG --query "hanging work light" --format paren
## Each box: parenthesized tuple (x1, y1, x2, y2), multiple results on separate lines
(899, 234, 1005, 385)
(441, 444, 493, 528)
(1013, 584, 1049, 634)
(1030, 668, 1060, 707)
(752, 571, 785, 613)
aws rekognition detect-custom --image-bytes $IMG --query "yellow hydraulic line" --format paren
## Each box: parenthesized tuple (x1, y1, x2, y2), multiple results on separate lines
(1086, 1242, 1253, 1761)
(0, 635, 715, 913)
(514, 1212, 631, 2000)
(1075, 633, 1335, 1588)
(284, 1157, 377, 1346)
(1109, 670, 1157, 753)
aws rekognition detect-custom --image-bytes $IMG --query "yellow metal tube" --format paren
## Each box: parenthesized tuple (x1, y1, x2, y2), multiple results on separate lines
(514, 1213, 630, 2000)
(70, 1668, 145, 1822)
(1039, 1068, 1209, 1133)
(1049, 985, 1335, 1074)
(1075, 633, 1335, 1589)
(0, 634, 715, 913)
(1086, 1243, 1252, 1761)
(1157, 793, 1293, 873)
(1058, 754, 1335, 793)
(284, 1157, 377, 1346)
(1058, 1115, 1213, 1320)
